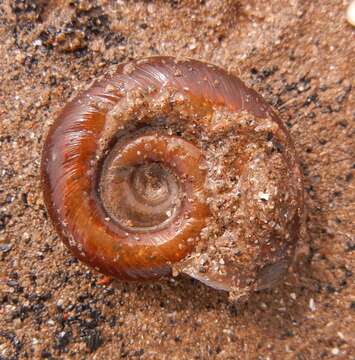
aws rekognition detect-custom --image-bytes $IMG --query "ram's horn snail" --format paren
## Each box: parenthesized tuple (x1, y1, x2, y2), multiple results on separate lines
(41, 56, 303, 300)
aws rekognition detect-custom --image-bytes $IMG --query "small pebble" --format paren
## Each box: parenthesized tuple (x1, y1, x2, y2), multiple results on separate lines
(309, 298, 316, 311)
(33, 39, 42, 47)
(258, 192, 270, 201)
(260, 302, 268, 310)
(0, 243, 12, 253)
(331, 347, 340, 355)
(347, 1, 355, 26)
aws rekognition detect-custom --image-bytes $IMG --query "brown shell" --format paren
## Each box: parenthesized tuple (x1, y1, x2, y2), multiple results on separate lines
(41, 56, 303, 296)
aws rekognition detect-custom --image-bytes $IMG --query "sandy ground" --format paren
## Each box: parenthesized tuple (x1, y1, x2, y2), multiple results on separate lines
(0, 1, 354, 359)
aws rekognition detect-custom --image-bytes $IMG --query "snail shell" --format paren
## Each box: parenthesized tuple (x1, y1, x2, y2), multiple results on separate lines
(41, 56, 303, 299)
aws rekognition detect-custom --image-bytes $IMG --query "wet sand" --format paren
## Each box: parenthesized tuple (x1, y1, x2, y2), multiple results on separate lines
(0, 1, 354, 359)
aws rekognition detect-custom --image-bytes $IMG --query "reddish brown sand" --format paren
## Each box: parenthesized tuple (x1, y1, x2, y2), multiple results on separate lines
(0, 1, 354, 359)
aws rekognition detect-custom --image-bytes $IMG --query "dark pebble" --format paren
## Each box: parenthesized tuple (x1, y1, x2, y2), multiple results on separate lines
(321, 105, 332, 114)
(82, 328, 103, 352)
(133, 348, 144, 356)
(0, 243, 13, 253)
(41, 349, 53, 359)
(303, 94, 318, 106)
(250, 67, 258, 75)
(21, 193, 28, 206)
(228, 304, 239, 316)
(345, 173, 352, 182)
(345, 242, 355, 252)
(282, 330, 294, 338)
(108, 316, 117, 328)
(0, 212, 12, 231)
(337, 119, 348, 128)
(285, 82, 297, 92)
(325, 285, 336, 293)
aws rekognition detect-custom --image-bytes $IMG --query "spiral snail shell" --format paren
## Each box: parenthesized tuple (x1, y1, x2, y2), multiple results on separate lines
(41, 56, 303, 299)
